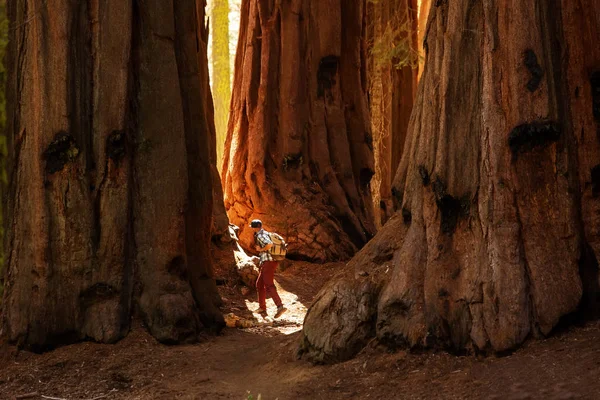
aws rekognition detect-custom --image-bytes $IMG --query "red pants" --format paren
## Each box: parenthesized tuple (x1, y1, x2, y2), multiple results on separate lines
(256, 261, 282, 309)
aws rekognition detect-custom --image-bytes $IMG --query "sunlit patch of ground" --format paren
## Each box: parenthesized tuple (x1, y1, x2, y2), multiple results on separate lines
(242, 280, 309, 336)
(222, 280, 309, 336)
(216, 259, 344, 338)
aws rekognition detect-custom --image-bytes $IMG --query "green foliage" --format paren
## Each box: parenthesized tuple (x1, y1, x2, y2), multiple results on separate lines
(246, 391, 262, 400)
(368, 6, 421, 70)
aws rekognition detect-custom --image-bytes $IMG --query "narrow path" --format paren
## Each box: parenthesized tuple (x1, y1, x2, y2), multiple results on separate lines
(217, 260, 343, 337)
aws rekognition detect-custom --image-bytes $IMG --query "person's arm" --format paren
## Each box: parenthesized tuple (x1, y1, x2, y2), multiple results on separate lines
(258, 242, 273, 252)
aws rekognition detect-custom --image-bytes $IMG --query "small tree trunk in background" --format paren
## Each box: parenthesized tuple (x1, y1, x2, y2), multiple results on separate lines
(2, 0, 223, 350)
(202, 2, 230, 240)
(367, 0, 418, 228)
(222, 0, 375, 262)
(211, 0, 231, 171)
(301, 0, 600, 363)
(416, 0, 431, 81)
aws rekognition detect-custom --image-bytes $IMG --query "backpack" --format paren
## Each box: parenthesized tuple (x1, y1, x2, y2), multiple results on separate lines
(268, 231, 287, 260)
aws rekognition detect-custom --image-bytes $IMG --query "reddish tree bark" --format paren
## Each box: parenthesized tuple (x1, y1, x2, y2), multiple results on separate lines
(2, 0, 223, 350)
(221, 0, 375, 262)
(301, 0, 600, 363)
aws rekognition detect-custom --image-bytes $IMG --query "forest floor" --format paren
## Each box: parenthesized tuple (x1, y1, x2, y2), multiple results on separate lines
(0, 257, 599, 400)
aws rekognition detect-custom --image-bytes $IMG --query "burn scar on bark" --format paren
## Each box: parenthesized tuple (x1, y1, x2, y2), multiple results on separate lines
(591, 71, 600, 121)
(391, 186, 403, 211)
(432, 177, 470, 235)
(379, 200, 386, 211)
(317, 55, 339, 99)
(167, 256, 188, 280)
(402, 207, 412, 225)
(591, 165, 600, 197)
(418, 165, 430, 186)
(364, 131, 373, 151)
(508, 121, 560, 160)
(523, 49, 543, 92)
(107, 130, 127, 163)
(359, 168, 374, 190)
(282, 153, 303, 170)
(44, 131, 80, 174)
(80, 283, 118, 309)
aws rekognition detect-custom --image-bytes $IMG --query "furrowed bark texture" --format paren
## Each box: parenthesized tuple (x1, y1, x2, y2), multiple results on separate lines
(2, 0, 224, 350)
(221, 0, 376, 262)
(300, 0, 600, 363)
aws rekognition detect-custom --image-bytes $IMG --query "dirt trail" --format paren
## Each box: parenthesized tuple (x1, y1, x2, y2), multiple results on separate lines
(0, 261, 599, 400)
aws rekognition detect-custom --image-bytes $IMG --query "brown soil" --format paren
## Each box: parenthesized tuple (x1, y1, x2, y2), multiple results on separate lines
(1, 259, 599, 400)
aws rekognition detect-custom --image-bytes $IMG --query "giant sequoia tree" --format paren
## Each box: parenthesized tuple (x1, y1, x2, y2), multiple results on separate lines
(221, 0, 376, 262)
(2, 0, 224, 350)
(301, 0, 600, 362)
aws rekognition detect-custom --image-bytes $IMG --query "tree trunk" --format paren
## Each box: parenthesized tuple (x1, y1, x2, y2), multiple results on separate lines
(211, 0, 231, 171)
(367, 0, 418, 228)
(2, 0, 224, 351)
(0, 0, 7, 296)
(300, 0, 600, 363)
(203, 2, 230, 241)
(416, 0, 431, 81)
(222, 0, 375, 262)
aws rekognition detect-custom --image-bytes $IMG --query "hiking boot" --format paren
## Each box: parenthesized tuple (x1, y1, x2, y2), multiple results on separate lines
(255, 307, 267, 314)
(274, 305, 287, 318)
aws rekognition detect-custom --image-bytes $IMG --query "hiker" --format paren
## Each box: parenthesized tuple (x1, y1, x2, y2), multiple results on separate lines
(249, 219, 287, 318)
